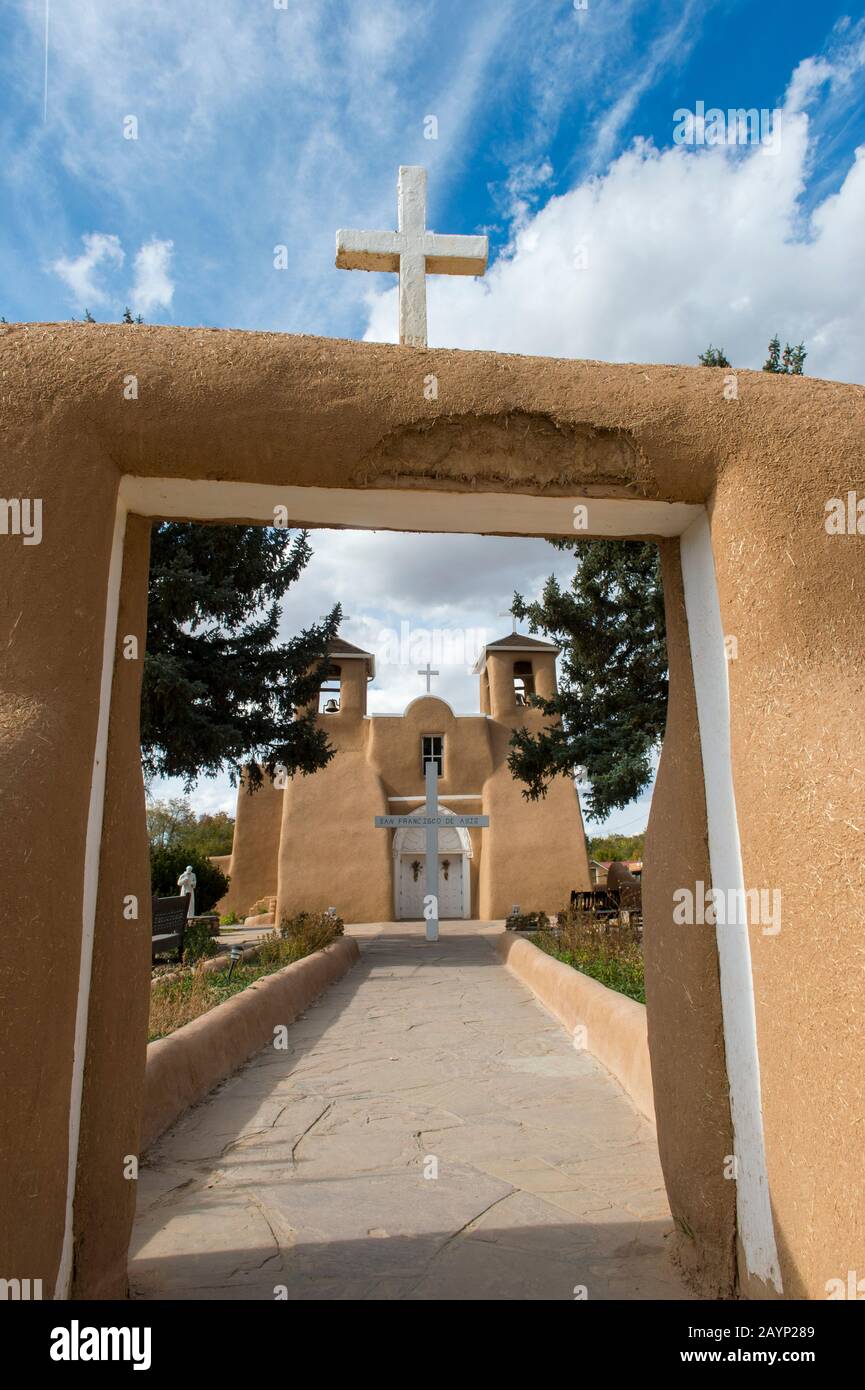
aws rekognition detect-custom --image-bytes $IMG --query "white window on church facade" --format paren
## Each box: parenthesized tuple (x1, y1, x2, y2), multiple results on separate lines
(421, 735, 443, 777)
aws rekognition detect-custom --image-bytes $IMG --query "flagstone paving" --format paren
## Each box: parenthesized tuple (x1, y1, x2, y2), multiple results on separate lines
(129, 923, 695, 1301)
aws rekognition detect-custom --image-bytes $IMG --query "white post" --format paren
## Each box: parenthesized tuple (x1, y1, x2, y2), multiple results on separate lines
(373, 775, 487, 944)
(424, 758, 439, 942)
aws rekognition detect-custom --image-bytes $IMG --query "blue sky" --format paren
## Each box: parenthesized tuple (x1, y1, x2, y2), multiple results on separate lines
(3, 0, 864, 832)
(3, 1, 864, 348)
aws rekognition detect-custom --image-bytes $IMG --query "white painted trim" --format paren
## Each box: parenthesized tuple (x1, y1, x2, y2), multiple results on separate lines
(118, 476, 701, 539)
(55, 497, 128, 1299)
(389, 794, 482, 802)
(370, 711, 491, 720)
(394, 804, 474, 856)
(472, 641, 560, 675)
(679, 512, 782, 1292)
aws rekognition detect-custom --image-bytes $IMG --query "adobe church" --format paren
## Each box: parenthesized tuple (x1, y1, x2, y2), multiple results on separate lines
(217, 630, 591, 924)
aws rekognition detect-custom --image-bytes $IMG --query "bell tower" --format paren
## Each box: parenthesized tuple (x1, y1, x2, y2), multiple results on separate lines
(474, 632, 560, 720)
(315, 637, 375, 721)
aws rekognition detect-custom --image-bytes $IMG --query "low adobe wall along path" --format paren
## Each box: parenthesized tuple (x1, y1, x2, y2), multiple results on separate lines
(496, 932, 654, 1125)
(142, 938, 360, 1151)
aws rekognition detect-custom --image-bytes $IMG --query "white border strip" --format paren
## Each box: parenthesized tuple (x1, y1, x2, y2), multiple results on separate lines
(119, 476, 701, 539)
(62, 478, 778, 1297)
(680, 512, 782, 1292)
(54, 497, 128, 1298)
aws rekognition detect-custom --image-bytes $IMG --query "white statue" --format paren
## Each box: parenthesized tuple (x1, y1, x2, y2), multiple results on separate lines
(177, 865, 197, 919)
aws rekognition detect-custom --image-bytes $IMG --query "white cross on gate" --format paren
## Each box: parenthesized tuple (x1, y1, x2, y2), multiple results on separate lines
(336, 165, 488, 348)
(374, 760, 489, 941)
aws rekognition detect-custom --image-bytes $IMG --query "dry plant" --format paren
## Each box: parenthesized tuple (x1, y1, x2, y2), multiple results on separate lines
(537, 906, 645, 1003)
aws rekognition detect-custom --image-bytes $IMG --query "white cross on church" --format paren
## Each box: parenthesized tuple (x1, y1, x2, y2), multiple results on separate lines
(336, 166, 488, 347)
(374, 760, 489, 942)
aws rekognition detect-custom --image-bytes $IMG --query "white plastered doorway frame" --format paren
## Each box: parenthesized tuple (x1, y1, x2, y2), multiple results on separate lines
(393, 807, 473, 921)
(56, 476, 782, 1298)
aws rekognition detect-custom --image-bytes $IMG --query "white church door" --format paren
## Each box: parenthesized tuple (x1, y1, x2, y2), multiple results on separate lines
(435, 856, 464, 919)
(397, 855, 428, 920)
(397, 855, 466, 919)
(394, 810, 472, 920)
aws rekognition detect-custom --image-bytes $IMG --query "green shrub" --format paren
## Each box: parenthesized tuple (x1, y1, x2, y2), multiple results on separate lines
(182, 919, 219, 964)
(150, 844, 229, 914)
(220, 911, 241, 926)
(150, 907, 346, 1041)
(505, 909, 549, 932)
(535, 908, 645, 1003)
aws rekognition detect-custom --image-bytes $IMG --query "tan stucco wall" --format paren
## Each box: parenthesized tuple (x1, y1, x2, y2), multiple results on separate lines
(1, 323, 862, 1302)
(277, 745, 393, 923)
(497, 931, 654, 1124)
(710, 421, 864, 1299)
(216, 774, 282, 918)
(142, 937, 359, 1151)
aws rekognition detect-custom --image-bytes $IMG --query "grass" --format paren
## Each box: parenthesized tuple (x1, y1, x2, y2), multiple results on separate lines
(148, 910, 344, 1042)
(534, 908, 645, 1004)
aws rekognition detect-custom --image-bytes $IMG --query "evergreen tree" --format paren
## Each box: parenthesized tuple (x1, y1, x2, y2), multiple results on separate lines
(508, 540, 667, 822)
(763, 335, 806, 374)
(141, 523, 341, 791)
(698, 344, 730, 367)
(700, 337, 807, 374)
(763, 334, 782, 372)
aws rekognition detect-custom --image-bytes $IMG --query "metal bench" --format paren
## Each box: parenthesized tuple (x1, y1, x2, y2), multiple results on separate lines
(151, 893, 189, 963)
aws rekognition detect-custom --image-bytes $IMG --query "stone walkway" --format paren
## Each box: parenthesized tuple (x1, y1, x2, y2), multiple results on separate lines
(129, 923, 694, 1301)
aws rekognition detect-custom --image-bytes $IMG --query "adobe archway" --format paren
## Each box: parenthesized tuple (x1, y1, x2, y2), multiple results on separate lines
(1, 323, 862, 1301)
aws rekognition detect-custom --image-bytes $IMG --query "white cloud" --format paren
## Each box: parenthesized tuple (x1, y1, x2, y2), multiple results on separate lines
(130, 238, 174, 316)
(49, 230, 124, 307)
(784, 56, 835, 114)
(49, 231, 175, 317)
(363, 46, 865, 386)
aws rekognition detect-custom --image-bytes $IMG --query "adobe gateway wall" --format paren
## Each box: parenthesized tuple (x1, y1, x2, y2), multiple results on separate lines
(0, 324, 862, 1301)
